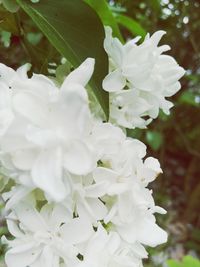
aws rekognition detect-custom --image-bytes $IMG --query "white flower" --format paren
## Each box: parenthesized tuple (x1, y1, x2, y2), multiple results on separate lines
(103, 27, 185, 128)
(109, 90, 153, 129)
(91, 122, 126, 160)
(91, 123, 161, 187)
(0, 58, 96, 201)
(90, 122, 167, 247)
(0, 48, 169, 267)
(76, 224, 143, 267)
(70, 174, 108, 224)
(114, 205, 167, 247)
(0, 82, 14, 137)
(0, 64, 31, 137)
(3, 202, 93, 267)
(2, 184, 33, 210)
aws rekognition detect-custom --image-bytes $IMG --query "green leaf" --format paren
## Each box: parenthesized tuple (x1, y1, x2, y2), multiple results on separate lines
(149, 0, 161, 14)
(115, 14, 146, 38)
(182, 256, 200, 267)
(0, 6, 19, 34)
(126, 128, 142, 139)
(146, 130, 163, 151)
(26, 32, 43, 45)
(167, 256, 200, 267)
(166, 259, 182, 267)
(16, 0, 109, 119)
(84, 0, 123, 42)
(0, 31, 11, 47)
(1, 0, 19, 13)
(55, 61, 71, 84)
(0, 175, 8, 192)
(179, 91, 200, 107)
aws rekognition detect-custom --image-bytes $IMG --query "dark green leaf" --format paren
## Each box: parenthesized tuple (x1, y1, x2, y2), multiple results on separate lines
(115, 14, 146, 38)
(0, 6, 19, 34)
(1, 0, 19, 13)
(84, 0, 123, 42)
(148, 0, 161, 15)
(126, 128, 142, 139)
(16, 0, 109, 119)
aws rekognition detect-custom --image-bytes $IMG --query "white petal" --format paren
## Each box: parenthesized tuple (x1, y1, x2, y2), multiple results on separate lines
(104, 26, 124, 66)
(32, 148, 68, 202)
(144, 157, 162, 176)
(13, 91, 49, 126)
(85, 182, 108, 198)
(64, 141, 95, 175)
(149, 30, 166, 46)
(5, 242, 42, 267)
(4, 186, 32, 211)
(165, 67, 185, 86)
(107, 232, 121, 254)
(16, 63, 31, 79)
(118, 193, 133, 221)
(60, 217, 93, 244)
(0, 63, 16, 85)
(137, 216, 168, 247)
(107, 183, 129, 195)
(58, 83, 91, 137)
(62, 58, 95, 87)
(39, 246, 55, 267)
(7, 216, 23, 238)
(11, 149, 38, 170)
(93, 167, 118, 184)
(103, 69, 126, 92)
(131, 242, 148, 259)
(0, 109, 14, 136)
(40, 204, 71, 231)
(15, 202, 47, 232)
(87, 198, 107, 221)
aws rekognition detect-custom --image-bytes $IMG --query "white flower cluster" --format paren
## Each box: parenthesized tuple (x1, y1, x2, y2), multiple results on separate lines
(0, 28, 184, 267)
(103, 27, 185, 129)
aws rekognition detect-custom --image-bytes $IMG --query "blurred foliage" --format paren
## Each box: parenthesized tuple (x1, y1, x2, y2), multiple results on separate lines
(0, 0, 200, 265)
(167, 255, 200, 267)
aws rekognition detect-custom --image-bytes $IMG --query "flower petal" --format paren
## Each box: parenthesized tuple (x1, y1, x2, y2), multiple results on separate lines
(5, 242, 42, 267)
(62, 58, 95, 87)
(32, 148, 68, 202)
(103, 69, 126, 92)
(60, 217, 93, 245)
(64, 141, 95, 175)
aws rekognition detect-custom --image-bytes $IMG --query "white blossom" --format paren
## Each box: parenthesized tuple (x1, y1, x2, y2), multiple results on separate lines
(103, 27, 185, 128)
(0, 59, 96, 202)
(0, 50, 170, 267)
(75, 224, 144, 267)
(90, 122, 167, 246)
(3, 202, 93, 267)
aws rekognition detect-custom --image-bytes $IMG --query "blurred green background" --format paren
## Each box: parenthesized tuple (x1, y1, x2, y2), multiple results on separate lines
(0, 0, 200, 266)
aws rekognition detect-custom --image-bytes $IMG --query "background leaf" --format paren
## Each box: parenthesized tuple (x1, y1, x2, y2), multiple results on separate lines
(167, 259, 182, 267)
(84, 0, 123, 42)
(182, 255, 200, 267)
(146, 130, 163, 151)
(115, 14, 146, 38)
(16, 0, 109, 118)
(0, 6, 19, 34)
(1, 0, 19, 13)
